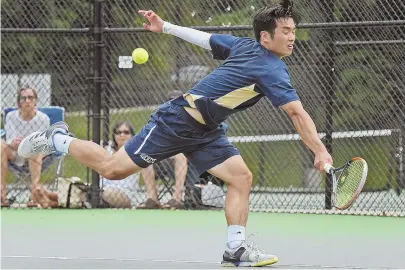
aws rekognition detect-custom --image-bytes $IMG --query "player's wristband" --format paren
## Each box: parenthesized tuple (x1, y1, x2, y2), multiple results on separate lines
(162, 21, 174, 34)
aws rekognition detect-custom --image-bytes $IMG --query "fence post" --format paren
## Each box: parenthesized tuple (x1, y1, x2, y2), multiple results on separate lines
(103, 1, 112, 148)
(324, 0, 336, 209)
(90, 0, 104, 208)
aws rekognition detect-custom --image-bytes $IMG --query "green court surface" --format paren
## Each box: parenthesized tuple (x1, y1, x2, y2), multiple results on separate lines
(1, 209, 405, 269)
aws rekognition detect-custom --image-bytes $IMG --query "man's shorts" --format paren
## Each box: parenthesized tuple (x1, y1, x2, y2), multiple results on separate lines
(124, 101, 240, 176)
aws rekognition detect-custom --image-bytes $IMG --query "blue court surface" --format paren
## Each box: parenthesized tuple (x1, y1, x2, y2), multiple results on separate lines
(1, 209, 404, 269)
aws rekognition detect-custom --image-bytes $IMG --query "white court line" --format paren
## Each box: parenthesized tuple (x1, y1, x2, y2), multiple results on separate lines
(3, 255, 218, 265)
(2, 255, 387, 269)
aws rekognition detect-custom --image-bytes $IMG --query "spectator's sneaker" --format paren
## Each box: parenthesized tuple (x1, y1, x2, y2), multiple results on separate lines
(18, 121, 69, 158)
(221, 241, 278, 267)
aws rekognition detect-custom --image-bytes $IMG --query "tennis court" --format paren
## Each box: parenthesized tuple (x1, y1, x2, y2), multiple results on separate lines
(1, 209, 404, 269)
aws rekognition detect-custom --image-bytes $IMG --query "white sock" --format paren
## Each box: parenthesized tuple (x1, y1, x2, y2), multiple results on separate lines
(53, 133, 75, 154)
(227, 225, 245, 249)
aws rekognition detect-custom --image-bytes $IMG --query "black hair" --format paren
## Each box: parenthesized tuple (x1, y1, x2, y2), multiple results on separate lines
(111, 121, 135, 151)
(253, 0, 301, 41)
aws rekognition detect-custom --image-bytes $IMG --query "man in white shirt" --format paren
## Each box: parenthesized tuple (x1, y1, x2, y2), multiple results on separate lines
(1, 88, 50, 207)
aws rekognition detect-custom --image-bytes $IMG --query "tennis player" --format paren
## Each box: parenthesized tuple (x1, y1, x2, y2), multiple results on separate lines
(18, 0, 332, 266)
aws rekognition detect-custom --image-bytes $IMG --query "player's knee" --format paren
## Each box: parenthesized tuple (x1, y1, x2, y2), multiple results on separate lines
(98, 160, 113, 180)
(233, 170, 253, 189)
(244, 170, 253, 187)
(102, 171, 118, 180)
(101, 169, 125, 181)
(100, 161, 127, 180)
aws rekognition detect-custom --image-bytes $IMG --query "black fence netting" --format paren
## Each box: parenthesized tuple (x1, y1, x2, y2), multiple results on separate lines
(1, 0, 404, 215)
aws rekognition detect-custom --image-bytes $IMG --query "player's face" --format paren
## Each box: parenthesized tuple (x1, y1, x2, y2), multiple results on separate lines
(18, 89, 37, 113)
(263, 18, 296, 58)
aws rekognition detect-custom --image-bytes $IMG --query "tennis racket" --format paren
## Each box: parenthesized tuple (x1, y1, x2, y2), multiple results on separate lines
(324, 157, 368, 210)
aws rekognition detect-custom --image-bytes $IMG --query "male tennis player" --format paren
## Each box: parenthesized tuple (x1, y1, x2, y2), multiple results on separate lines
(19, 0, 332, 266)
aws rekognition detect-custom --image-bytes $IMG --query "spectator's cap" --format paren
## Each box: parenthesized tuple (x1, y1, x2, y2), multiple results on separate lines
(167, 90, 183, 100)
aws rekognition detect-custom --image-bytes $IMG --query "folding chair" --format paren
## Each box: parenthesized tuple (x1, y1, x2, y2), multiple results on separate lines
(2, 106, 66, 204)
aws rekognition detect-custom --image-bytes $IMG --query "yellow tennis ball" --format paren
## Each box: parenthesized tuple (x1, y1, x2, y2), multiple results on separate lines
(132, 48, 149, 64)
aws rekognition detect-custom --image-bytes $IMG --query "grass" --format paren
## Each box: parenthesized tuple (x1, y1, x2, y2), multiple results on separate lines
(5, 108, 397, 191)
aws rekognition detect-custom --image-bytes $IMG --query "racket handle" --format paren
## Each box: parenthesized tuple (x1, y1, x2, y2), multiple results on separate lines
(324, 163, 333, 174)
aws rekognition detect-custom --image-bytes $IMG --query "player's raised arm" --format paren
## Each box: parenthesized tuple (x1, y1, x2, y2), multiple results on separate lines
(139, 10, 212, 50)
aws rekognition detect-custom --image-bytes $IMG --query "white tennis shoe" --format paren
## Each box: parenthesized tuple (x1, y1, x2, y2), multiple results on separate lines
(221, 239, 278, 267)
(18, 121, 69, 158)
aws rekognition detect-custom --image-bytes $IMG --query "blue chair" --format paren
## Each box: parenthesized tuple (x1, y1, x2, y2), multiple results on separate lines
(1, 106, 66, 205)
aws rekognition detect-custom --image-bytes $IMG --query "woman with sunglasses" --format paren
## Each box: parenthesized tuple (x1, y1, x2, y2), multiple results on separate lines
(101, 121, 139, 208)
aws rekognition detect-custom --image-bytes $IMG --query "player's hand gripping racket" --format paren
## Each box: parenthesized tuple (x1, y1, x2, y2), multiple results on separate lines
(324, 157, 368, 210)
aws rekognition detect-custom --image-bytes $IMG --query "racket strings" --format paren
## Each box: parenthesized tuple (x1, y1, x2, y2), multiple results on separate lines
(335, 160, 366, 208)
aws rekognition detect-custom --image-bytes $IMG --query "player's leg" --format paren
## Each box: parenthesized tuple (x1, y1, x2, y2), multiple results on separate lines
(187, 136, 278, 267)
(209, 156, 278, 267)
(65, 139, 141, 180)
(18, 104, 192, 182)
(208, 155, 251, 227)
(18, 122, 144, 180)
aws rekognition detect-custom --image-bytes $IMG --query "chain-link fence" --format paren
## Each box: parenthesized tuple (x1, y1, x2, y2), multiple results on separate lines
(1, 0, 404, 216)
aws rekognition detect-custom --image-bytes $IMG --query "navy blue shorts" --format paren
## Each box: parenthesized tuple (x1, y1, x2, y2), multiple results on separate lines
(124, 102, 240, 176)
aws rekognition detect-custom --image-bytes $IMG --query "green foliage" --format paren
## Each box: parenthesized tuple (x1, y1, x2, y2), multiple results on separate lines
(334, 48, 398, 129)
(50, 8, 79, 28)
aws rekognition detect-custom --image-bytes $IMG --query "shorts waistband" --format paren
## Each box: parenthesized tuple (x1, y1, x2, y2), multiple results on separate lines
(168, 103, 212, 132)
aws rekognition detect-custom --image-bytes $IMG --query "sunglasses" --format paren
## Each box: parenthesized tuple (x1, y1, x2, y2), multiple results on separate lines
(19, 96, 36, 102)
(114, 130, 131, 135)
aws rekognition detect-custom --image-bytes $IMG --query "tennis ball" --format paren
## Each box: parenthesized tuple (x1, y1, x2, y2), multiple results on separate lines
(132, 48, 149, 64)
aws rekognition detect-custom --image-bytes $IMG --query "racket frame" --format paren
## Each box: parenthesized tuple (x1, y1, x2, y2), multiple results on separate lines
(324, 157, 368, 210)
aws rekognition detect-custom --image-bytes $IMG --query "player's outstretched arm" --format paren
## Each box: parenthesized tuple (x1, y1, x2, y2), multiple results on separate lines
(139, 10, 212, 50)
(281, 100, 333, 171)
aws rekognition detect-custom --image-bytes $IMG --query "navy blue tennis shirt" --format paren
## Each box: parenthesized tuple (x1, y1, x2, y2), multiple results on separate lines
(172, 34, 300, 129)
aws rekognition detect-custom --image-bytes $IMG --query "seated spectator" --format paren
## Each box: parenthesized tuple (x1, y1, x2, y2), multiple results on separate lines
(138, 154, 188, 209)
(1, 88, 50, 207)
(33, 121, 140, 209)
(137, 90, 188, 210)
(101, 121, 139, 208)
